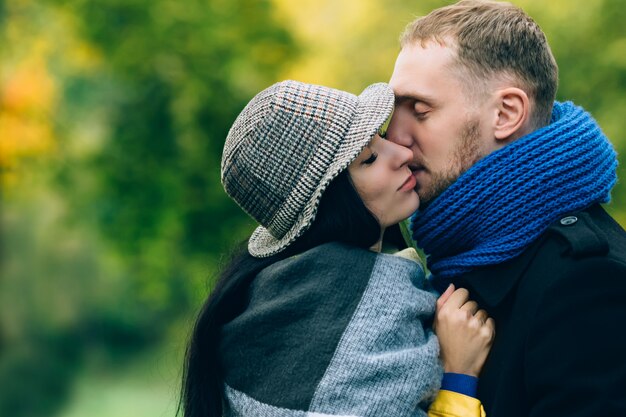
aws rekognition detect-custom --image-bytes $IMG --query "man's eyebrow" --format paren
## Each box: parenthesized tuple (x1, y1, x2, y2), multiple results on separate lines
(394, 94, 436, 106)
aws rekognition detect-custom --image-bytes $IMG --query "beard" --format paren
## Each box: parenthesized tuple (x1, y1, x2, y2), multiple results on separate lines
(418, 118, 483, 205)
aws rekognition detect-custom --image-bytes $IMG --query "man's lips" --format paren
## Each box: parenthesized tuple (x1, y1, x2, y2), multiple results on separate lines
(410, 164, 426, 178)
(409, 163, 425, 173)
(409, 164, 426, 190)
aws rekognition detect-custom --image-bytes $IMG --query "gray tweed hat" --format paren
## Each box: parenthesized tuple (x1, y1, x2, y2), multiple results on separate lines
(221, 80, 394, 257)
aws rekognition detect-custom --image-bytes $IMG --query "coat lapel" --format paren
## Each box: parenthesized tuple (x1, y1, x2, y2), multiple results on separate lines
(451, 234, 547, 308)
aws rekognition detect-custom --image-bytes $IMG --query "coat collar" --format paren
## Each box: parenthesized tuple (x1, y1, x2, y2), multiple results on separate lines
(447, 204, 609, 308)
(451, 233, 547, 308)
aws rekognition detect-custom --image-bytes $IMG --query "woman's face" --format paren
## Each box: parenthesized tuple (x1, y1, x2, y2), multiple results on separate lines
(348, 135, 420, 228)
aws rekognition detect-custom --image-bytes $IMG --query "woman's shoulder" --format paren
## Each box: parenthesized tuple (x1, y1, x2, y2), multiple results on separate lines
(251, 242, 429, 312)
(295, 241, 375, 262)
(263, 242, 425, 287)
(284, 241, 423, 270)
(257, 241, 378, 293)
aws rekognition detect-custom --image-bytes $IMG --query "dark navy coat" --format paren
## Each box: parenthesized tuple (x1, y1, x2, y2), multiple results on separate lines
(453, 204, 626, 417)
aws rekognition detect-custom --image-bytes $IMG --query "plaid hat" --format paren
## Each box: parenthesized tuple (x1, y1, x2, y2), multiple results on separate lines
(221, 80, 394, 257)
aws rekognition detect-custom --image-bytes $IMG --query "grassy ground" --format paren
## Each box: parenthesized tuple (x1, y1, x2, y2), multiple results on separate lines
(59, 340, 185, 417)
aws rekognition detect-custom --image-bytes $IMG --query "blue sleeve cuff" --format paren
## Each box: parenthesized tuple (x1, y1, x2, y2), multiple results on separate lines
(441, 373, 479, 398)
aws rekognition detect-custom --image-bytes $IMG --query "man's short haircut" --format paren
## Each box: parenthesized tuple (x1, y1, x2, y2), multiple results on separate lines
(401, 0, 558, 128)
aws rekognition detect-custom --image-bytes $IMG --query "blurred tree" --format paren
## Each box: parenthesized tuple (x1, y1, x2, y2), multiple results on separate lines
(1, 0, 624, 416)
(52, 0, 298, 310)
(522, 0, 626, 223)
(273, 0, 447, 91)
(1, 0, 296, 415)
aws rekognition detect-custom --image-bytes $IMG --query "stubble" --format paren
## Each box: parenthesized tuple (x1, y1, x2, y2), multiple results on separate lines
(419, 118, 483, 204)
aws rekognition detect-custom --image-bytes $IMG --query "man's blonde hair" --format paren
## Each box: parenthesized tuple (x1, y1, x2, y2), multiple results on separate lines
(401, 0, 558, 128)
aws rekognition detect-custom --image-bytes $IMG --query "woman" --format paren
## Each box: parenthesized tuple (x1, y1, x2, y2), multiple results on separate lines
(181, 80, 494, 417)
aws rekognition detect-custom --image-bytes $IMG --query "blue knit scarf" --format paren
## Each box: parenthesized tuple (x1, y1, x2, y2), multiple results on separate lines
(410, 101, 618, 288)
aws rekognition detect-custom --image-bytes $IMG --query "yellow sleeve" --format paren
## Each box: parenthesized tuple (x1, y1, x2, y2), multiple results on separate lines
(427, 390, 486, 417)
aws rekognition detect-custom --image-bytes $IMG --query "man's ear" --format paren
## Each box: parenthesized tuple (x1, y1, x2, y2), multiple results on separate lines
(493, 88, 530, 141)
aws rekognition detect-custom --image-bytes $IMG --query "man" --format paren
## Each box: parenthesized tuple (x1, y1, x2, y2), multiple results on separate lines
(386, 1, 626, 416)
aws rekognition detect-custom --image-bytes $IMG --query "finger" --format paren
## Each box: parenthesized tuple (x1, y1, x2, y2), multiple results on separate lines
(474, 309, 489, 324)
(437, 284, 456, 308)
(460, 300, 479, 315)
(482, 318, 496, 342)
(486, 317, 496, 332)
(442, 288, 470, 309)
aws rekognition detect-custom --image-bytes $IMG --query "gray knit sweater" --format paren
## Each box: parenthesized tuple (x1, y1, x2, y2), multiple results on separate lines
(219, 242, 442, 417)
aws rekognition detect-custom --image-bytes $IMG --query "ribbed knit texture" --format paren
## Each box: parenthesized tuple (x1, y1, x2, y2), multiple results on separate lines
(308, 253, 440, 417)
(221, 243, 442, 417)
(410, 101, 618, 288)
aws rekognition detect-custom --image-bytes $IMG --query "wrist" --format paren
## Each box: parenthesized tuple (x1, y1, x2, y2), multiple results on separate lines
(443, 365, 479, 377)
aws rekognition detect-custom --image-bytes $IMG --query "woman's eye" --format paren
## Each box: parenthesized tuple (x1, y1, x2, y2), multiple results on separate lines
(362, 153, 378, 165)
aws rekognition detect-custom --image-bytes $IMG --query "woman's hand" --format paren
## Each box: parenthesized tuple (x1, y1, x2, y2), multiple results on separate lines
(434, 285, 495, 377)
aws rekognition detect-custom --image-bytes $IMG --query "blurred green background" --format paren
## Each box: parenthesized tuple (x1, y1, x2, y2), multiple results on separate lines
(1, 0, 624, 416)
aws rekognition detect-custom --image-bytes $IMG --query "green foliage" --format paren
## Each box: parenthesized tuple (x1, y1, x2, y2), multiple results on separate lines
(57, 0, 297, 293)
(1, 0, 295, 415)
(1, 1, 624, 416)
(527, 0, 626, 214)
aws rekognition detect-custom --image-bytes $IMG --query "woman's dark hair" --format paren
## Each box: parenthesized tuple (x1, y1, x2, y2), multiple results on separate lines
(179, 170, 389, 417)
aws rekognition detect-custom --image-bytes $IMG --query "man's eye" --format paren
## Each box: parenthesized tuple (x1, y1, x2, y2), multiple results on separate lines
(362, 153, 378, 165)
(414, 102, 430, 120)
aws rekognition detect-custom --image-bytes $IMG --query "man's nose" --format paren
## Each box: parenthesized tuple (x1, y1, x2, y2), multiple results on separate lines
(386, 108, 414, 149)
(388, 140, 414, 167)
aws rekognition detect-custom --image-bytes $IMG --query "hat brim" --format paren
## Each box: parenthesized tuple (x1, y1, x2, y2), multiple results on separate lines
(248, 82, 395, 257)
